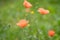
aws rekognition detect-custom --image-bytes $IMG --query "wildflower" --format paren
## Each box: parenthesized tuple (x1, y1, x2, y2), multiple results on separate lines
(48, 30, 55, 37)
(38, 8, 49, 15)
(17, 19, 29, 28)
(27, 24, 30, 27)
(30, 11, 34, 14)
(23, 0, 32, 8)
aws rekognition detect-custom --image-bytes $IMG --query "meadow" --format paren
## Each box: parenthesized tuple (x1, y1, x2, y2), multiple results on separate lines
(0, 0, 60, 40)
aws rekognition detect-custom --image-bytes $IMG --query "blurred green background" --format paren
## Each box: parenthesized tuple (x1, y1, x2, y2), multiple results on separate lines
(0, 0, 60, 40)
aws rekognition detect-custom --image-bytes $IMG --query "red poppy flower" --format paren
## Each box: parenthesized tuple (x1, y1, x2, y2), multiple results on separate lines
(48, 30, 55, 37)
(23, 0, 32, 8)
(17, 19, 29, 28)
(38, 8, 49, 15)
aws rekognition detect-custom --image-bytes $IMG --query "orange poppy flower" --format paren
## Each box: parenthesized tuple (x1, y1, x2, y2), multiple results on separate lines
(23, 0, 32, 8)
(17, 19, 29, 28)
(38, 8, 49, 15)
(48, 30, 55, 37)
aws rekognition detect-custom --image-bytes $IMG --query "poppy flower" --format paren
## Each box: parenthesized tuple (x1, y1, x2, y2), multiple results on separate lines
(38, 8, 49, 15)
(48, 30, 55, 37)
(23, 0, 32, 8)
(17, 19, 29, 28)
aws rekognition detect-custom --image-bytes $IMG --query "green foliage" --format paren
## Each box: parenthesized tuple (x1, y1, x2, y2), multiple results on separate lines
(0, 0, 60, 40)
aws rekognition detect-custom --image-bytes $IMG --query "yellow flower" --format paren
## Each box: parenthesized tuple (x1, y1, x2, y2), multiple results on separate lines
(30, 11, 34, 14)
(27, 24, 30, 27)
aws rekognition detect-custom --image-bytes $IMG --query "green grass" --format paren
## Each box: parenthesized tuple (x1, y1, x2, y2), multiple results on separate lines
(0, 0, 60, 40)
